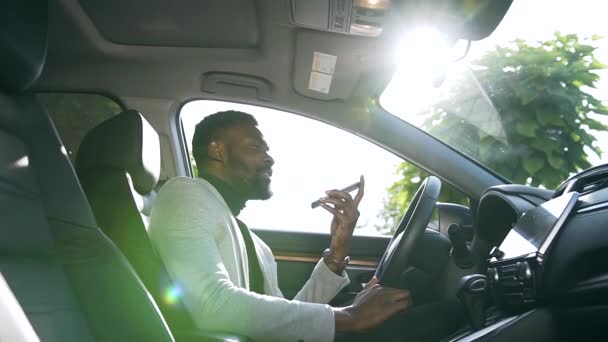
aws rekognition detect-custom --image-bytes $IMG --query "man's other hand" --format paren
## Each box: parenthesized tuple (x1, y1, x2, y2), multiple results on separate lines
(319, 175, 365, 263)
(334, 284, 412, 332)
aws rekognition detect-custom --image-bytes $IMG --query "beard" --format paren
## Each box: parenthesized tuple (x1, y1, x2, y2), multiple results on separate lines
(226, 151, 272, 200)
(247, 173, 273, 200)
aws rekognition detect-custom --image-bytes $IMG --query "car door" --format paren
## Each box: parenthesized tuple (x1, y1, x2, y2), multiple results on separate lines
(254, 229, 388, 302)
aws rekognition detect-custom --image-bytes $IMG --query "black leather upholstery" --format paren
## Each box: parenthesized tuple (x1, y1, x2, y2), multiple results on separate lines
(0, 1, 47, 92)
(76, 111, 198, 332)
(76, 110, 161, 194)
(0, 1, 173, 341)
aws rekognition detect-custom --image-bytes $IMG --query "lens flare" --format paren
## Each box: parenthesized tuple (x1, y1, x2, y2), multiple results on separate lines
(164, 285, 182, 305)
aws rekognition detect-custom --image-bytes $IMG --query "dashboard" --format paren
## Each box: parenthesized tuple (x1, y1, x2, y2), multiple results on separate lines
(451, 164, 608, 341)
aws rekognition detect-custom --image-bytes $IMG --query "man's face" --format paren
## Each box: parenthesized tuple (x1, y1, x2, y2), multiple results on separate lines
(223, 123, 274, 200)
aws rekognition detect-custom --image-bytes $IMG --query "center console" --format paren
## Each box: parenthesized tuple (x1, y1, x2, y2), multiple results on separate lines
(486, 191, 578, 312)
(447, 192, 580, 342)
(448, 165, 608, 341)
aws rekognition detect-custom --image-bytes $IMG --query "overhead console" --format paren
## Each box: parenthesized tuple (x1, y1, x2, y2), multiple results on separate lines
(291, 0, 391, 37)
(289, 0, 513, 101)
(290, 0, 513, 40)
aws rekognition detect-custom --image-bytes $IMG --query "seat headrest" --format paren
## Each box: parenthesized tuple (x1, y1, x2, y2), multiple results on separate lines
(76, 110, 161, 194)
(0, 1, 48, 92)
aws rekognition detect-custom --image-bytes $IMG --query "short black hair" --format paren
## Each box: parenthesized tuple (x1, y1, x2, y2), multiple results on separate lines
(191, 110, 258, 168)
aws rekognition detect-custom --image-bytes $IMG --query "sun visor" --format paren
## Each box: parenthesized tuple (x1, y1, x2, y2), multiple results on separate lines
(293, 30, 393, 101)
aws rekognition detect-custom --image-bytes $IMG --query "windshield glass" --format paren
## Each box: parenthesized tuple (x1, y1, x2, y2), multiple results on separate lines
(381, 0, 608, 189)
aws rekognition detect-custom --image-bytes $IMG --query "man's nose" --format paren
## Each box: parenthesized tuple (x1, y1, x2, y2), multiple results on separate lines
(264, 153, 274, 167)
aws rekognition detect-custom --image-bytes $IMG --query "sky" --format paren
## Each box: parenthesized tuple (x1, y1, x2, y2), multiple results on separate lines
(182, 0, 608, 235)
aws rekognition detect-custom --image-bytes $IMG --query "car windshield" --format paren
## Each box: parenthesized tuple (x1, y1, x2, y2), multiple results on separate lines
(381, 0, 608, 189)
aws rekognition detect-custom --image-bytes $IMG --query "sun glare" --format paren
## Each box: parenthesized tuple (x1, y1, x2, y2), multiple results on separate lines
(382, 28, 453, 123)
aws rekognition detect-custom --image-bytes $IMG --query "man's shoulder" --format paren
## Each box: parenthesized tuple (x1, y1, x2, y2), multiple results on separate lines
(160, 176, 217, 196)
(150, 177, 232, 232)
(161, 176, 203, 189)
(155, 177, 226, 209)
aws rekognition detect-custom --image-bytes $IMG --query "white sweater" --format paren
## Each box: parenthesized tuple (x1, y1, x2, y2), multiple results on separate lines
(148, 177, 350, 342)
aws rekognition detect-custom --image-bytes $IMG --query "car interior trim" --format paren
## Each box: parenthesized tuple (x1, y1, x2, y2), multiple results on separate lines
(274, 251, 379, 267)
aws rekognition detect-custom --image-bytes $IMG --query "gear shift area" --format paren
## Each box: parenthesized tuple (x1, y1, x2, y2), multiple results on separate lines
(457, 274, 488, 331)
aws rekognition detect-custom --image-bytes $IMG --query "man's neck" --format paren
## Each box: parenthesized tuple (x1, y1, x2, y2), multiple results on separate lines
(198, 170, 247, 216)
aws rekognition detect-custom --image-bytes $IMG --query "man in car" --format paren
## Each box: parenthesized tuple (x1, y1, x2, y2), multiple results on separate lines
(149, 110, 412, 342)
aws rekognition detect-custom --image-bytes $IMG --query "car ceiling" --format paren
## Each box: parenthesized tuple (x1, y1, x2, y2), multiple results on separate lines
(39, 0, 396, 101)
(79, 0, 260, 48)
(34, 0, 509, 199)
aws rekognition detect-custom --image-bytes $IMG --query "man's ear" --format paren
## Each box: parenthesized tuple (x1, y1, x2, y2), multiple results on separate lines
(208, 141, 225, 162)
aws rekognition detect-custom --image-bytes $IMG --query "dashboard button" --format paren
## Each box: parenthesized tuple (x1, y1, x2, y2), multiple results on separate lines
(487, 267, 499, 282)
(517, 261, 532, 282)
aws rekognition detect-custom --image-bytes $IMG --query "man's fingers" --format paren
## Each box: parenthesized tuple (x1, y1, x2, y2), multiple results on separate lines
(391, 289, 411, 301)
(324, 190, 354, 203)
(354, 175, 365, 206)
(320, 203, 341, 216)
(391, 299, 410, 313)
(385, 289, 411, 302)
(383, 289, 412, 314)
(319, 197, 348, 211)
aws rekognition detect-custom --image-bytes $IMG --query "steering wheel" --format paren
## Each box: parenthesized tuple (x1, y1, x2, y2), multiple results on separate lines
(375, 176, 442, 288)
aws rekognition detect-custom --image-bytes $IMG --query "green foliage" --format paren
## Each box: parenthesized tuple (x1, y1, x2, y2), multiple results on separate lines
(379, 32, 608, 233)
(190, 153, 199, 177)
(377, 164, 468, 234)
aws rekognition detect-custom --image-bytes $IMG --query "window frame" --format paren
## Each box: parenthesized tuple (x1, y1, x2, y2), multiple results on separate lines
(175, 98, 471, 235)
(174, 98, 410, 178)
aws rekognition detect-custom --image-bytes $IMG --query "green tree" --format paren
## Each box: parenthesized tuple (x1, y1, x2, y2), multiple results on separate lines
(380, 32, 608, 233)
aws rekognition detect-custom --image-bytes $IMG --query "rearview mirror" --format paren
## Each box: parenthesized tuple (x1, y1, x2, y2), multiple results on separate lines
(396, 0, 513, 41)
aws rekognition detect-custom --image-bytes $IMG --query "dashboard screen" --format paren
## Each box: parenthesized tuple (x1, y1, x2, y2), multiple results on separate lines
(497, 192, 579, 261)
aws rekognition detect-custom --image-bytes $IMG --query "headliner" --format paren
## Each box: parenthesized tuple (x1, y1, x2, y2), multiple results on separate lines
(35, 0, 507, 198)
(38, 0, 396, 103)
